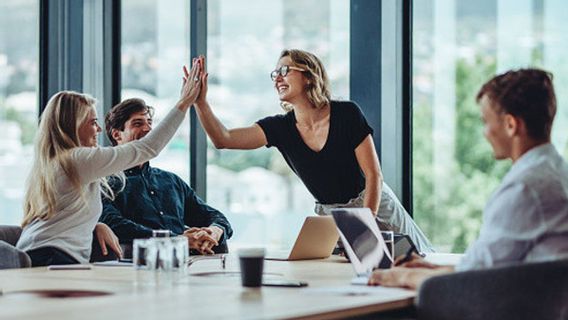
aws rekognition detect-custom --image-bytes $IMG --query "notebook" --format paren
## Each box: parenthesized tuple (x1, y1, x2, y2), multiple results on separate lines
(265, 216, 339, 261)
(330, 208, 391, 285)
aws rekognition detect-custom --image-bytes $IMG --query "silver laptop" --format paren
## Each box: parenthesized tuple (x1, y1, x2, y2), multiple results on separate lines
(331, 208, 391, 285)
(265, 216, 339, 261)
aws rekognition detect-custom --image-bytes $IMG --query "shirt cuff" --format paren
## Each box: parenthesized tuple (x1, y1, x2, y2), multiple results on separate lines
(210, 223, 226, 243)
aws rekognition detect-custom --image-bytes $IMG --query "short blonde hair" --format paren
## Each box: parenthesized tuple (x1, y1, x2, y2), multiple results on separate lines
(279, 49, 331, 112)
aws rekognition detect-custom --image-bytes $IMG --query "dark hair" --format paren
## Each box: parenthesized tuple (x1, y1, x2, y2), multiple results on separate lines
(476, 68, 557, 141)
(105, 98, 154, 146)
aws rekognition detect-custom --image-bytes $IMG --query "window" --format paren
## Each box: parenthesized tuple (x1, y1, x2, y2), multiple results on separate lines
(412, 0, 568, 252)
(206, 0, 350, 249)
(121, 0, 190, 180)
(0, 0, 39, 225)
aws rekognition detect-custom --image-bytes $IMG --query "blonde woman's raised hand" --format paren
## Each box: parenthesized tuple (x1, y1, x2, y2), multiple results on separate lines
(177, 58, 202, 111)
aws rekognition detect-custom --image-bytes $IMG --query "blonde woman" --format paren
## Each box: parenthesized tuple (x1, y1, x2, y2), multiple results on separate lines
(16, 60, 207, 266)
(192, 50, 434, 252)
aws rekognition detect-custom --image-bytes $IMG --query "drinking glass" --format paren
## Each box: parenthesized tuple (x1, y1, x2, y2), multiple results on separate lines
(133, 238, 158, 270)
(171, 236, 189, 271)
(155, 238, 173, 271)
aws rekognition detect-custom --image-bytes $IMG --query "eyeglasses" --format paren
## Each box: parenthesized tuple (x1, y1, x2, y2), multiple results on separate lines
(270, 65, 306, 81)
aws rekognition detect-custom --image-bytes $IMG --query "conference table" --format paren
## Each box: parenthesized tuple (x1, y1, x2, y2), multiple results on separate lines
(0, 253, 461, 319)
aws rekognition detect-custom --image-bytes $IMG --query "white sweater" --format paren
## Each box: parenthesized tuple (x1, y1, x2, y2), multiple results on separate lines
(17, 107, 186, 263)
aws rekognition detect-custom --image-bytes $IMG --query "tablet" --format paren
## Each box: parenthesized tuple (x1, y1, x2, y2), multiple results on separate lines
(262, 279, 308, 287)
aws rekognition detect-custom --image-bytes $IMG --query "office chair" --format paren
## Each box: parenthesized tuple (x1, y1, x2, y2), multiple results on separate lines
(0, 225, 31, 269)
(416, 259, 568, 320)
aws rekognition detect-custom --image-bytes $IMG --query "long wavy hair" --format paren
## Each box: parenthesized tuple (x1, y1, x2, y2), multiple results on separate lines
(22, 91, 121, 227)
(278, 49, 331, 112)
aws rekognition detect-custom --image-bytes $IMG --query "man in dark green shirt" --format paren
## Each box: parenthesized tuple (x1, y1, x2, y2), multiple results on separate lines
(100, 98, 232, 255)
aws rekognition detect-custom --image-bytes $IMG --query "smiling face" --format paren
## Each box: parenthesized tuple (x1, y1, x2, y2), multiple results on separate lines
(111, 110, 153, 145)
(78, 106, 102, 147)
(273, 56, 308, 103)
(480, 95, 513, 160)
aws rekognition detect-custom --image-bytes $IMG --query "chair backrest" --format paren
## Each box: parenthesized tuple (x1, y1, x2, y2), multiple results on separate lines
(0, 225, 23, 246)
(0, 240, 31, 269)
(417, 259, 568, 320)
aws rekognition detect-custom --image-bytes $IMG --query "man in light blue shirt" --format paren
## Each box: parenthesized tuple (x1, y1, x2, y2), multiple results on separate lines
(368, 68, 568, 289)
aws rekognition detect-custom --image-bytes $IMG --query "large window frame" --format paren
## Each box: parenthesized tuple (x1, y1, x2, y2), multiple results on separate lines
(37, 0, 412, 214)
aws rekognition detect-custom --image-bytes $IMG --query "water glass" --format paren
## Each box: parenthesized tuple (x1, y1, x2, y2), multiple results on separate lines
(133, 238, 158, 270)
(171, 236, 189, 270)
(154, 238, 173, 271)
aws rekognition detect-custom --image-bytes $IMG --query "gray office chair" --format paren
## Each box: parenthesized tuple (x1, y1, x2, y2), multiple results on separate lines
(416, 259, 568, 320)
(0, 225, 23, 246)
(0, 225, 31, 269)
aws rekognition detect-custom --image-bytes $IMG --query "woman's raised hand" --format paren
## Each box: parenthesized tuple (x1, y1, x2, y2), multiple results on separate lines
(177, 58, 203, 111)
(195, 55, 208, 107)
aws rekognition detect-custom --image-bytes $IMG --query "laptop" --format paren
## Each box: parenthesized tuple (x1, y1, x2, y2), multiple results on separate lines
(330, 208, 391, 285)
(265, 216, 339, 261)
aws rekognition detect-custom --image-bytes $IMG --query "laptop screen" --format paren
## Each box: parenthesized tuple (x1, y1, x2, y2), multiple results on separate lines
(331, 208, 386, 275)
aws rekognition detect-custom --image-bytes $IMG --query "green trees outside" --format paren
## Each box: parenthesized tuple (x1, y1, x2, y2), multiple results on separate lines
(413, 56, 511, 252)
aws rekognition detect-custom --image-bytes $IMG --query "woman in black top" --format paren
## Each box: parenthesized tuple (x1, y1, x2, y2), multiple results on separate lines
(191, 49, 433, 252)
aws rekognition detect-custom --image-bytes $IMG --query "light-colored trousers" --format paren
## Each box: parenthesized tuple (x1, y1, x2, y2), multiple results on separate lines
(314, 182, 435, 253)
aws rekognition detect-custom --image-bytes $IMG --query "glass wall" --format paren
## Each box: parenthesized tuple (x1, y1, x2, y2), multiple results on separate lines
(0, 0, 38, 225)
(412, 0, 568, 252)
(121, 0, 190, 179)
(206, 0, 350, 249)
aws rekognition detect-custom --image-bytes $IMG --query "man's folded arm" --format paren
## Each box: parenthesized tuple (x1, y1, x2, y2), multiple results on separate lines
(100, 198, 154, 242)
(184, 188, 233, 243)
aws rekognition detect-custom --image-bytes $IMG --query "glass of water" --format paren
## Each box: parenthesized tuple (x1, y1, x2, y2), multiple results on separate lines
(133, 238, 158, 270)
(171, 236, 189, 271)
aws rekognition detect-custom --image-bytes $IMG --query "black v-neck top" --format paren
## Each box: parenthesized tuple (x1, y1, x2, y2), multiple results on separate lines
(257, 100, 373, 204)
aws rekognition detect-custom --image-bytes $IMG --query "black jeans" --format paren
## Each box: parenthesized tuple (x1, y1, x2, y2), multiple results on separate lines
(26, 246, 79, 267)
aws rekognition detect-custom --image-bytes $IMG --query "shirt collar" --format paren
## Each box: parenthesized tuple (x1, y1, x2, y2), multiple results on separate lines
(506, 143, 556, 179)
(125, 162, 151, 176)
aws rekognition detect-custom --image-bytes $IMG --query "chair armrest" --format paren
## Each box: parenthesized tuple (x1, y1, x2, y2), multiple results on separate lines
(0, 225, 23, 246)
(0, 240, 31, 269)
(416, 259, 568, 320)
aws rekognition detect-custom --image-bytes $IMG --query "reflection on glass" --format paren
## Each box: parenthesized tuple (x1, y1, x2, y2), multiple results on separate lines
(121, 0, 190, 180)
(0, 0, 38, 225)
(207, 0, 350, 249)
(413, 0, 568, 252)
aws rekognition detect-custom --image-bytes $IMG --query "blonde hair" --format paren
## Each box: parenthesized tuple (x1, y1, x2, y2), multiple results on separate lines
(279, 49, 331, 112)
(22, 91, 122, 227)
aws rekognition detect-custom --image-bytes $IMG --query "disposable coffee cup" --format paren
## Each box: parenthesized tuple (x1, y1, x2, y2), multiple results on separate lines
(238, 248, 265, 287)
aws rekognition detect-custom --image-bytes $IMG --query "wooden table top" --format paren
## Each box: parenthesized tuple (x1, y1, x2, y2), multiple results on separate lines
(0, 254, 420, 320)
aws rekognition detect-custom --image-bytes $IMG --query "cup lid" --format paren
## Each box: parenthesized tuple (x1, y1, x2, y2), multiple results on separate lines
(238, 248, 265, 257)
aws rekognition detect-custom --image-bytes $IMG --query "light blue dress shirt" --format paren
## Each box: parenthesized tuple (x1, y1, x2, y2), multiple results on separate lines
(458, 143, 568, 271)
